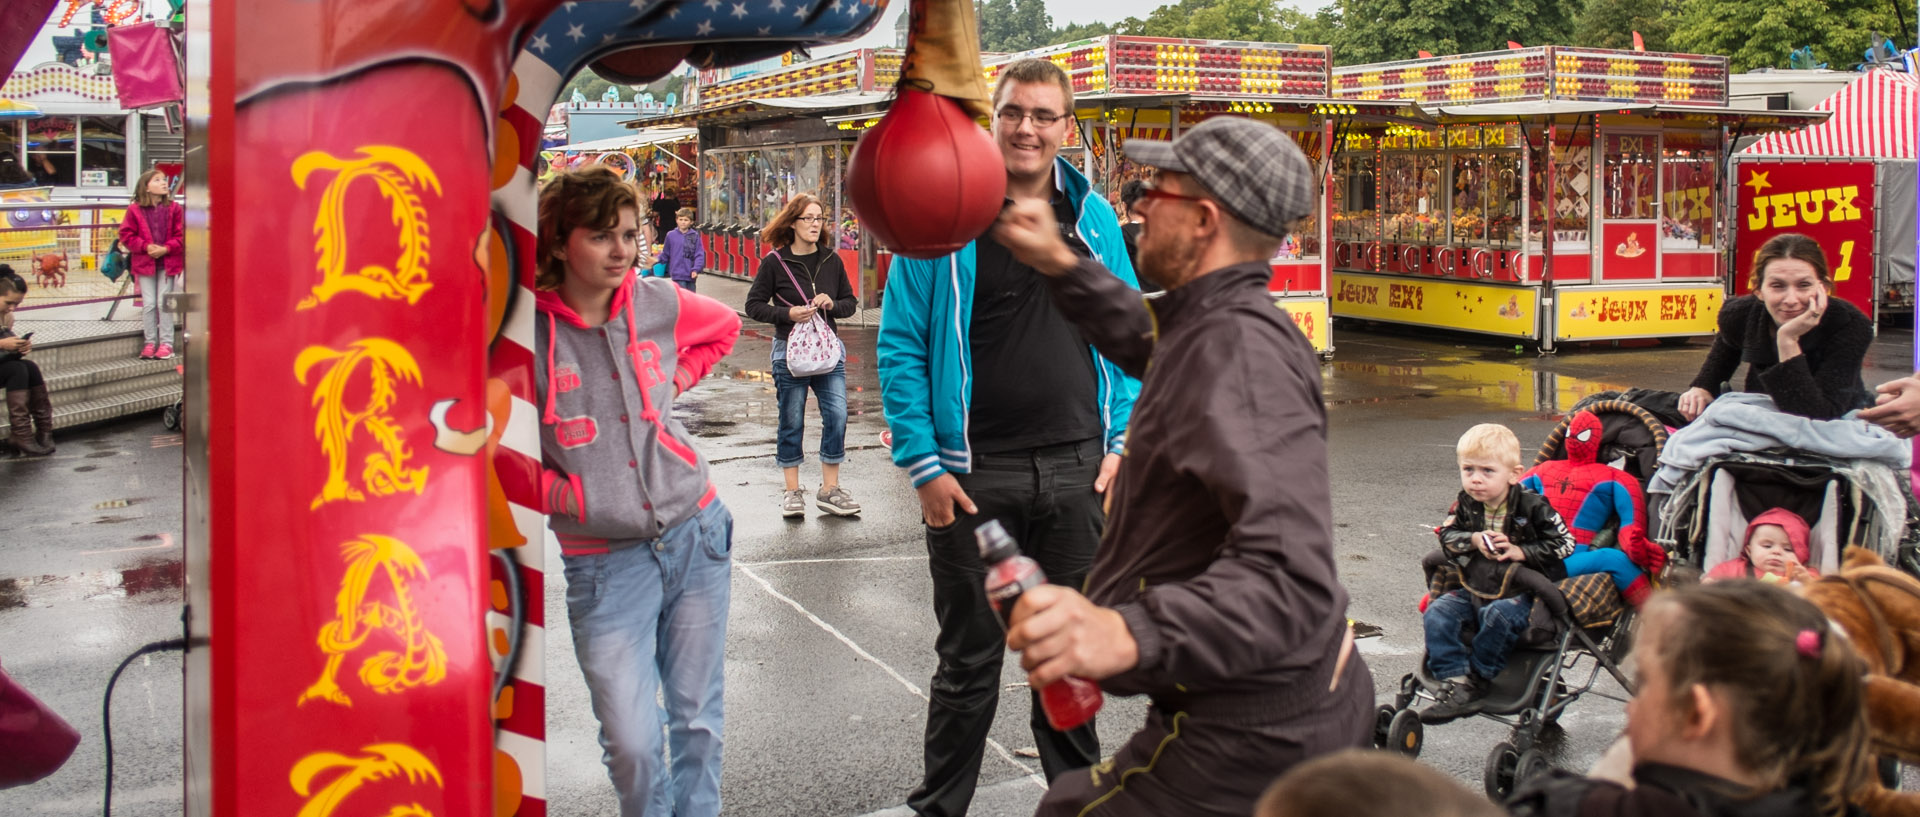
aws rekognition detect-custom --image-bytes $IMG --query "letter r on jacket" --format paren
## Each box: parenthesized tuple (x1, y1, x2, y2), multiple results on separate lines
(631, 340, 667, 388)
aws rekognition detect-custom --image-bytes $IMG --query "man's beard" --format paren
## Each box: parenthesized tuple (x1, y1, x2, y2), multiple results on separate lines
(1136, 227, 1197, 291)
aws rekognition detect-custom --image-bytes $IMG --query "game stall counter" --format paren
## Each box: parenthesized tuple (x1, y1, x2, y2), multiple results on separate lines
(1734, 68, 1916, 321)
(1330, 46, 1825, 350)
(636, 48, 906, 305)
(983, 36, 1423, 357)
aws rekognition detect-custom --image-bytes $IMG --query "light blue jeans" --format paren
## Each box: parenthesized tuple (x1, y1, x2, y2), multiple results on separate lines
(561, 500, 733, 817)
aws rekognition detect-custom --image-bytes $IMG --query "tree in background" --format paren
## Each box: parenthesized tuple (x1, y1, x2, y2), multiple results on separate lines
(1666, 0, 1901, 71)
(1320, 0, 1580, 64)
(561, 69, 615, 102)
(1570, 0, 1672, 51)
(977, 0, 1057, 52)
(1115, 0, 1289, 40)
(558, 69, 687, 106)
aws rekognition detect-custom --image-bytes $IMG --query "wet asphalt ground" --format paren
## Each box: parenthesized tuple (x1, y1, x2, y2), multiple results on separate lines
(3, 320, 1915, 816)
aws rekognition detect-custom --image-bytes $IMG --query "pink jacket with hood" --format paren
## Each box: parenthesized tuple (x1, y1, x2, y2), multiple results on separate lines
(535, 272, 740, 554)
(119, 200, 185, 277)
(1705, 507, 1815, 581)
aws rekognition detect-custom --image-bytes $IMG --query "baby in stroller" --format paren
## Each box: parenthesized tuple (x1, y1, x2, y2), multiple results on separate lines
(1419, 424, 1575, 724)
(1704, 508, 1818, 585)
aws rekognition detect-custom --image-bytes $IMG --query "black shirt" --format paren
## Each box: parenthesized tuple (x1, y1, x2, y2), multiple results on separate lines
(1119, 221, 1161, 294)
(742, 246, 858, 341)
(967, 193, 1102, 454)
(650, 195, 679, 239)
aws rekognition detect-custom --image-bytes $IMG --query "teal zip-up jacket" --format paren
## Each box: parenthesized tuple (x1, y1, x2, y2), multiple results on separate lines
(877, 158, 1142, 488)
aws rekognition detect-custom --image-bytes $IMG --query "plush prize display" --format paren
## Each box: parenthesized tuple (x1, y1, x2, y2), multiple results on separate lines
(1521, 410, 1665, 605)
(1802, 548, 1920, 817)
(845, 0, 1006, 259)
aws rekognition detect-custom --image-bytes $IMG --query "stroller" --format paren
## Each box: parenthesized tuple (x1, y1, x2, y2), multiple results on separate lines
(1652, 442, 1918, 790)
(1375, 572, 1638, 800)
(1375, 395, 1670, 799)
(1649, 403, 1920, 578)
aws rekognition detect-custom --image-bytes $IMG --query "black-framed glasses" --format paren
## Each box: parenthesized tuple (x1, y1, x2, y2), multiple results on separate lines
(995, 107, 1065, 127)
(795, 215, 826, 223)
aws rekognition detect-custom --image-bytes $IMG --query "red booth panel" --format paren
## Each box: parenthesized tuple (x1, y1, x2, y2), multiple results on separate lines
(836, 249, 861, 299)
(1529, 253, 1592, 282)
(1664, 252, 1716, 280)
(1268, 262, 1322, 294)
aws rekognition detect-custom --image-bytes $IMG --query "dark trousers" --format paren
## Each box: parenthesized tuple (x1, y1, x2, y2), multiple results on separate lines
(1036, 654, 1374, 817)
(907, 437, 1106, 817)
(0, 358, 43, 391)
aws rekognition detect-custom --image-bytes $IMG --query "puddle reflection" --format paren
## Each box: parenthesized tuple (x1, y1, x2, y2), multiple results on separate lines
(1330, 356, 1631, 416)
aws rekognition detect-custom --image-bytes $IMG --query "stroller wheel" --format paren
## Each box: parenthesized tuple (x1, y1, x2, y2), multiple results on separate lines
(1386, 709, 1423, 757)
(1372, 705, 1396, 748)
(162, 403, 181, 431)
(1484, 741, 1521, 799)
(1516, 748, 1551, 786)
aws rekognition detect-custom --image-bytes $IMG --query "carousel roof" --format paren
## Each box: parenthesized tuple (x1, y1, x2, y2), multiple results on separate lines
(1742, 69, 1918, 160)
(547, 128, 697, 154)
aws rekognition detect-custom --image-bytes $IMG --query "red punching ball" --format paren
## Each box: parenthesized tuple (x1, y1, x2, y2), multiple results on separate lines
(845, 87, 1006, 260)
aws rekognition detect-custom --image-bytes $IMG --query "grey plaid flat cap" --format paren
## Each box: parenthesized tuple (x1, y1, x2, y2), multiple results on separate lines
(1122, 117, 1314, 236)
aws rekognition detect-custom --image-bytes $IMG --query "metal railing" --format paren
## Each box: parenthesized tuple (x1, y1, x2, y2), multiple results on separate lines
(0, 200, 147, 313)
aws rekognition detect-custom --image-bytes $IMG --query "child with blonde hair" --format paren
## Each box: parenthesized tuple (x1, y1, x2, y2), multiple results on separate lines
(1420, 423, 1574, 724)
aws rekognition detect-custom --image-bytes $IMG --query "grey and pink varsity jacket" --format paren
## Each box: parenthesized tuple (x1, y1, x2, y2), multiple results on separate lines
(535, 273, 741, 554)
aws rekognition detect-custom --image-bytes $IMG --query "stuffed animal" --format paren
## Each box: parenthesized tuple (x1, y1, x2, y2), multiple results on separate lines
(33, 253, 65, 289)
(1801, 547, 1920, 816)
(1521, 410, 1665, 605)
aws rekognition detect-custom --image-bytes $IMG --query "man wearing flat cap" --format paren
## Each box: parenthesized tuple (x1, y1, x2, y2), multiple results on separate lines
(993, 116, 1373, 816)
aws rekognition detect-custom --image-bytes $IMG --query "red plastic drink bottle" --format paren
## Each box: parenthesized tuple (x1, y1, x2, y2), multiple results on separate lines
(976, 520, 1103, 731)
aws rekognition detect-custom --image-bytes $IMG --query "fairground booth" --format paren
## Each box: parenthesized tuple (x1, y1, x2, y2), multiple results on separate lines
(639, 48, 905, 304)
(1329, 47, 1824, 351)
(1734, 68, 1916, 321)
(540, 126, 697, 191)
(988, 35, 1423, 357)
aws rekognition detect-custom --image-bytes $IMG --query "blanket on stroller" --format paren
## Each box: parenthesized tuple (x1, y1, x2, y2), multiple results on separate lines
(1650, 393, 1910, 496)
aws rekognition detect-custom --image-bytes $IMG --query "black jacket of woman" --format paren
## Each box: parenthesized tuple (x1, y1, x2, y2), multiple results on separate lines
(1688, 294, 1873, 420)
(743, 246, 858, 341)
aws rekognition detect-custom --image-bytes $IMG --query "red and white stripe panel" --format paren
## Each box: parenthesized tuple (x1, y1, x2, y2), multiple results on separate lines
(485, 48, 566, 817)
(1745, 69, 1917, 160)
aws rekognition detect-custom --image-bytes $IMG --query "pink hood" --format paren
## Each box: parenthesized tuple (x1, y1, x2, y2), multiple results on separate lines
(1707, 508, 1813, 580)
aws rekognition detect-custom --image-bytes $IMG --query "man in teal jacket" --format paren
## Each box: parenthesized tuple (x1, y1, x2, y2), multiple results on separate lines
(877, 58, 1141, 817)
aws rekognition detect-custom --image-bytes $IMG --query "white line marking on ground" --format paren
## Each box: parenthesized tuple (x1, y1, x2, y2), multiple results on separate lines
(736, 555, 928, 568)
(736, 562, 1046, 789)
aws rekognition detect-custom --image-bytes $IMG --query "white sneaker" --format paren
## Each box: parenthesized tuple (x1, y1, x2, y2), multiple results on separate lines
(781, 488, 808, 519)
(816, 485, 861, 516)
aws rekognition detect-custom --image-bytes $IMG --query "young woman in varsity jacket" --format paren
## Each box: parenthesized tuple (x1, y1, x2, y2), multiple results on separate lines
(534, 168, 742, 816)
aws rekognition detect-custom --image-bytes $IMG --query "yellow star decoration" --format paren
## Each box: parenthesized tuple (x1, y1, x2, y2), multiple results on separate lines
(1745, 170, 1772, 197)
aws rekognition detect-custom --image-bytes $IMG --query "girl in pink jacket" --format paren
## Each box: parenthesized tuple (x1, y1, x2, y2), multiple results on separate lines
(534, 167, 741, 816)
(119, 168, 184, 360)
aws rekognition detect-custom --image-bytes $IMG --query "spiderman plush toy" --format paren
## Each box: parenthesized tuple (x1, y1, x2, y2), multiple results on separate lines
(1520, 409, 1665, 606)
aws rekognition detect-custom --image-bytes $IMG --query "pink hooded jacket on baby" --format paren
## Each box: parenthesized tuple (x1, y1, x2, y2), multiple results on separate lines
(1704, 507, 1816, 582)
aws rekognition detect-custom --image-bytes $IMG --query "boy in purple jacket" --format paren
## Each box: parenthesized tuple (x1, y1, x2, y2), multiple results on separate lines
(663, 206, 705, 292)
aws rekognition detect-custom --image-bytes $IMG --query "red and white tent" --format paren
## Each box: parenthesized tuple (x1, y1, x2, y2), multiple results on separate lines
(1744, 69, 1917, 159)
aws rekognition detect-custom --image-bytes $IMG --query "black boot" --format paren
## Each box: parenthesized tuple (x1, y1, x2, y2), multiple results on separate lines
(27, 384, 53, 454)
(6, 391, 51, 457)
